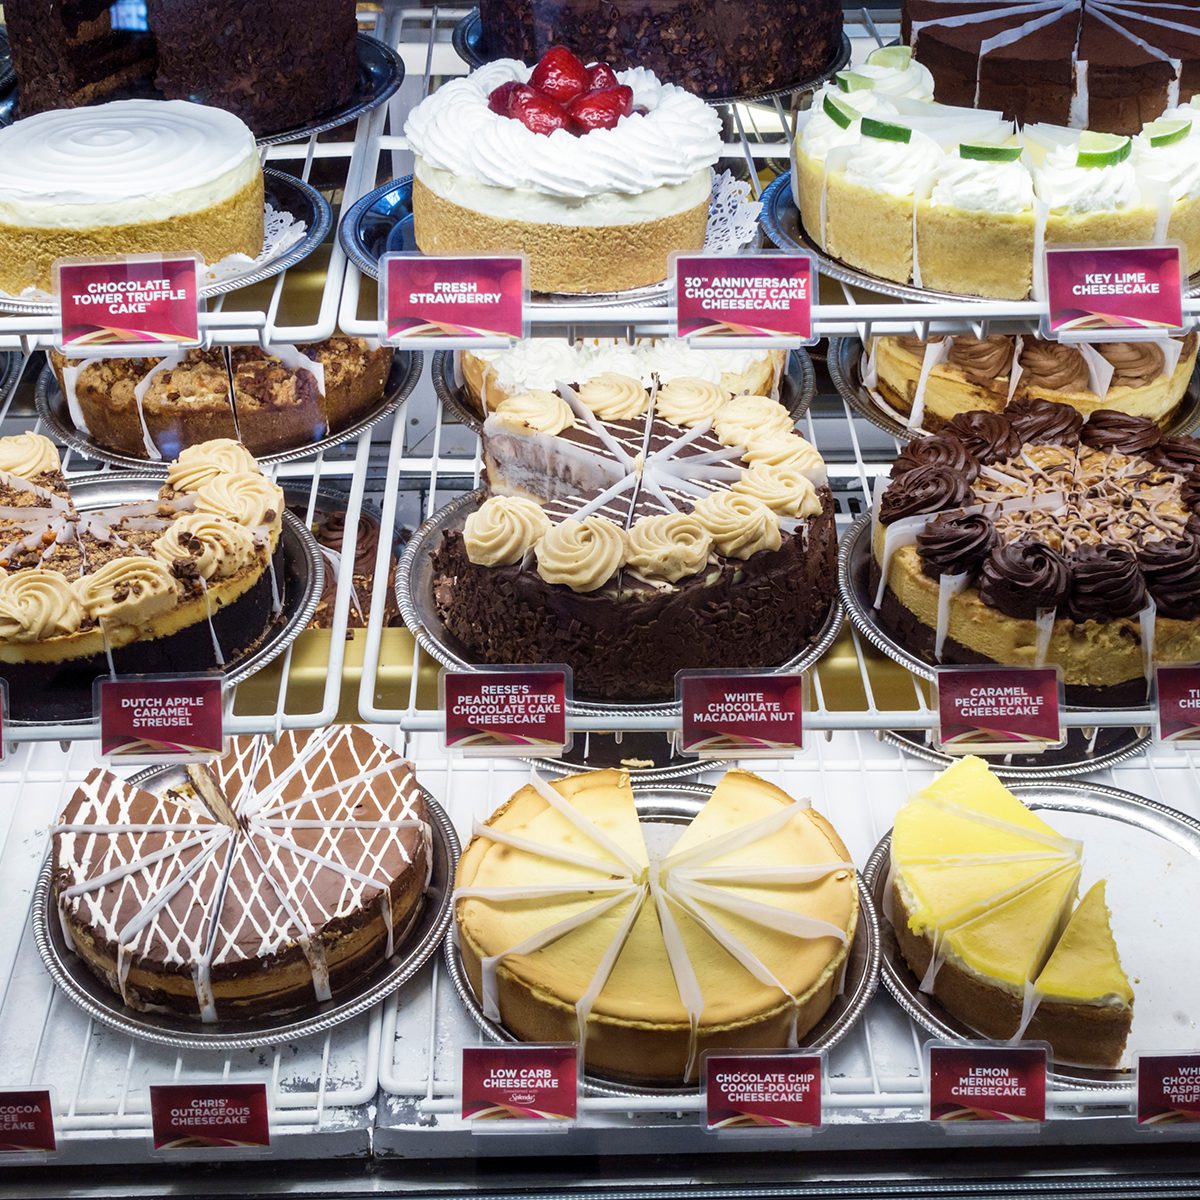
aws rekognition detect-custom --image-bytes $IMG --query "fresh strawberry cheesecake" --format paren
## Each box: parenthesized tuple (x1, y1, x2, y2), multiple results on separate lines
(403, 47, 722, 294)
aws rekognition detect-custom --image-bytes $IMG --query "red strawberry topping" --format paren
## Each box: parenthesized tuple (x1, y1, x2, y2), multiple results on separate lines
(487, 80, 522, 115)
(507, 85, 573, 135)
(586, 62, 621, 91)
(529, 46, 589, 104)
(566, 85, 633, 131)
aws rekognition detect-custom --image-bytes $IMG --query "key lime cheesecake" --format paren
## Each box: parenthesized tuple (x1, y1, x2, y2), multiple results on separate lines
(890, 756, 1133, 1068)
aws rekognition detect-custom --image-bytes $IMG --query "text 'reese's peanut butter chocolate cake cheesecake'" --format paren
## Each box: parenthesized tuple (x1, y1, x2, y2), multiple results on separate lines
(430, 371, 836, 701)
(0, 435, 286, 721)
(869, 402, 1200, 704)
(52, 727, 431, 1021)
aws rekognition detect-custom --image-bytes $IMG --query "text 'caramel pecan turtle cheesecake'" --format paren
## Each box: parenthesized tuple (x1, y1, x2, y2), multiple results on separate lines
(869, 403, 1200, 704)
(0, 435, 286, 721)
(429, 375, 836, 701)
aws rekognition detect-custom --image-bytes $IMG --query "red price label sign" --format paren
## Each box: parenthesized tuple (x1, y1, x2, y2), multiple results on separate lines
(679, 672, 803, 758)
(461, 1045, 577, 1123)
(149, 1083, 270, 1150)
(55, 255, 201, 356)
(675, 253, 814, 344)
(936, 666, 1062, 755)
(928, 1044, 1046, 1123)
(0, 1090, 56, 1154)
(382, 253, 525, 345)
(98, 676, 224, 763)
(442, 668, 569, 756)
(1138, 1054, 1200, 1125)
(1044, 245, 1184, 339)
(705, 1054, 822, 1131)
(1156, 666, 1200, 746)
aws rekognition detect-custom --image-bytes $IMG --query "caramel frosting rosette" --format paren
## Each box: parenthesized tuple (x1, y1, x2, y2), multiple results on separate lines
(654, 378, 728, 427)
(1005, 398, 1083, 447)
(1080, 410, 1162, 454)
(1096, 341, 1166, 390)
(535, 517, 626, 592)
(624, 513, 713, 583)
(166, 439, 259, 493)
(890, 435, 980, 482)
(1067, 544, 1147, 622)
(195, 471, 285, 532)
(879, 465, 971, 524)
(941, 411, 1021, 464)
(946, 335, 1012, 390)
(916, 513, 998, 580)
(153, 512, 257, 581)
(692, 492, 781, 559)
(978, 540, 1071, 620)
(732, 464, 821, 518)
(0, 570, 82, 641)
(0, 431, 61, 480)
(464, 496, 551, 567)
(76, 557, 180, 627)
(712, 396, 794, 449)
(741, 433, 824, 476)
(1138, 536, 1200, 619)
(1019, 341, 1090, 393)
(577, 374, 650, 422)
(492, 390, 575, 435)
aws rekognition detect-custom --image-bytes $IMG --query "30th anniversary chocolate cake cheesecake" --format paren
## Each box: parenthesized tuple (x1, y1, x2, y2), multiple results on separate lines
(0, 434, 286, 720)
(869, 402, 1200, 704)
(52, 727, 431, 1020)
(429, 377, 837, 701)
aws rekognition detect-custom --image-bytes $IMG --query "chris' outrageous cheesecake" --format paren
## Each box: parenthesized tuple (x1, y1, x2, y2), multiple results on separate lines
(404, 48, 721, 294)
(52, 727, 431, 1020)
(0, 435, 285, 721)
(866, 332, 1198, 431)
(0, 99, 263, 295)
(456, 767, 857, 1083)
(430, 378, 836, 701)
(890, 757, 1132, 1068)
(870, 404, 1200, 704)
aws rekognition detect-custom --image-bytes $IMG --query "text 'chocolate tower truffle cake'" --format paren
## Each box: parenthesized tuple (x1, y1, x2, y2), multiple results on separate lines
(51, 727, 432, 1021)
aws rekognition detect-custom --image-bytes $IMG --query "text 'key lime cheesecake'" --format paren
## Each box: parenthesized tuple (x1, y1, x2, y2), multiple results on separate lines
(889, 756, 1133, 1068)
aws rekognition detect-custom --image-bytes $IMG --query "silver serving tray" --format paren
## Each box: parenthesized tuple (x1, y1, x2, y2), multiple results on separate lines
(828, 335, 1200, 444)
(35, 348, 422, 471)
(397, 487, 844, 719)
(0, 28, 12, 93)
(451, 10, 851, 107)
(432, 346, 817, 435)
(32, 767, 458, 1051)
(0, 350, 21, 409)
(862, 781, 1200, 1090)
(6, 473, 323, 727)
(0, 169, 332, 317)
(445, 783, 879, 1100)
(761, 174, 1200, 302)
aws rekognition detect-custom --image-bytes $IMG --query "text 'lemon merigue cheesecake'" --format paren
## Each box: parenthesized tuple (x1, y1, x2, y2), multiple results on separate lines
(455, 768, 858, 1083)
(793, 46, 1200, 299)
(403, 47, 721, 294)
(890, 756, 1132, 1068)
(0, 98, 263, 295)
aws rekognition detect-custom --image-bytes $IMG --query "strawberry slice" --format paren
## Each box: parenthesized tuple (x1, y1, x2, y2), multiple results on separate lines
(567, 86, 633, 131)
(529, 47, 589, 104)
(586, 62, 620, 91)
(487, 80, 522, 115)
(507, 85, 574, 135)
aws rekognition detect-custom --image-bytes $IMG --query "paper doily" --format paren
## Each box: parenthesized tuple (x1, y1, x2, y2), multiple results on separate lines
(703, 170, 763, 254)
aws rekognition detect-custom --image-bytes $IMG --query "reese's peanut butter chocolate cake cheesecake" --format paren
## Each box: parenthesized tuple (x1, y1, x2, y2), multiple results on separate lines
(0, 434, 286, 720)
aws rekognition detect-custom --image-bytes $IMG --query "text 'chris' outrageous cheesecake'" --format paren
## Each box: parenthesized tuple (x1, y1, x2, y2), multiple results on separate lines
(0, 99, 263, 295)
(430, 370, 836, 701)
(870, 403, 1200, 704)
(0, 434, 286, 721)
(456, 767, 858, 1083)
(890, 756, 1132, 1068)
(52, 727, 431, 1021)
(404, 48, 721, 294)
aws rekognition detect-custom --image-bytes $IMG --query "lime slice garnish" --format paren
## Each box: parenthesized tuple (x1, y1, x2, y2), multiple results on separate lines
(867, 45, 913, 71)
(823, 92, 857, 129)
(1145, 117, 1193, 148)
(959, 142, 1023, 162)
(1076, 131, 1132, 168)
(836, 70, 874, 93)
(862, 116, 913, 143)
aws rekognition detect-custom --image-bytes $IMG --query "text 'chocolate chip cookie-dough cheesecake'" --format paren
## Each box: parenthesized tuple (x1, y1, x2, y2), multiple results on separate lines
(429, 376, 836, 701)
(403, 47, 721, 294)
(0, 435, 286, 721)
(455, 767, 858, 1083)
(890, 756, 1133, 1068)
(51, 727, 432, 1020)
(869, 404, 1200, 705)
(793, 47, 1200, 298)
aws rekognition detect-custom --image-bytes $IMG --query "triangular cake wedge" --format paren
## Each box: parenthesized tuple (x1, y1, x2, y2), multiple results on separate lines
(892, 799, 1073, 866)
(1026, 881, 1134, 1068)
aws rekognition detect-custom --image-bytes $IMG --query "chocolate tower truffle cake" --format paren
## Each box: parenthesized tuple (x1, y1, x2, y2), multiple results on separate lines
(869, 404, 1200, 704)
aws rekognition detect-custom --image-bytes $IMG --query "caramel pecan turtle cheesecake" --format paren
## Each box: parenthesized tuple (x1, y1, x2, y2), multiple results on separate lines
(430, 380, 836, 701)
(865, 333, 1198, 432)
(870, 404, 1200, 705)
(0, 435, 286, 721)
